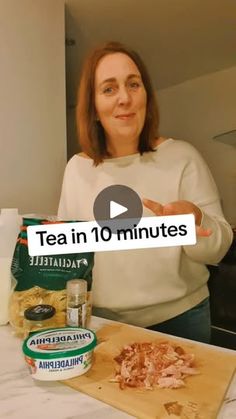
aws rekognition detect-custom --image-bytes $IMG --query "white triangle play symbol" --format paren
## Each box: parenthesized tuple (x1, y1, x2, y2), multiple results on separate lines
(110, 201, 128, 219)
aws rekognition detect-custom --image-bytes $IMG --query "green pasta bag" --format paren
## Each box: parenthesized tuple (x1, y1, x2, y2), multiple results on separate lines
(9, 217, 94, 337)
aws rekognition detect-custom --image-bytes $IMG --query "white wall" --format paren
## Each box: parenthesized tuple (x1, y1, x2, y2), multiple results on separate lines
(158, 66, 236, 225)
(0, 0, 67, 215)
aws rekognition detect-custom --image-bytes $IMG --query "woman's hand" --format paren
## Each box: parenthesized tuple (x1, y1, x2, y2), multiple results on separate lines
(142, 199, 212, 237)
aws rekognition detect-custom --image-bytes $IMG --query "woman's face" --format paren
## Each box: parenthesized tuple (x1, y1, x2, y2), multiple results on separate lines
(94, 53, 147, 145)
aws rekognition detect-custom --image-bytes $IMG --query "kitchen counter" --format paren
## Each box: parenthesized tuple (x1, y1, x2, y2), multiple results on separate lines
(0, 317, 235, 419)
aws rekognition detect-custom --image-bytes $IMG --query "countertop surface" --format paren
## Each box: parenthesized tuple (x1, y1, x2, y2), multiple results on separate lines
(0, 317, 235, 419)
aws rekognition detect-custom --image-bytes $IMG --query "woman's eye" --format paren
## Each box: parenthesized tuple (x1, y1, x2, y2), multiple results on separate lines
(128, 81, 141, 90)
(103, 86, 116, 95)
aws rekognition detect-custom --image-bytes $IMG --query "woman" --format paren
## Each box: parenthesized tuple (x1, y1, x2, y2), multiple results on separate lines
(58, 41, 233, 343)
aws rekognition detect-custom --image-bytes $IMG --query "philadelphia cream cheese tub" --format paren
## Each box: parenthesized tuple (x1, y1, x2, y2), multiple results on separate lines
(22, 327, 97, 381)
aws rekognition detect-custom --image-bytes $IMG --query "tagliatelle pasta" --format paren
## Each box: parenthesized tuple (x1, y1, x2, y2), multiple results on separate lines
(43, 289, 67, 311)
(9, 286, 67, 337)
(9, 217, 94, 338)
(9, 286, 92, 338)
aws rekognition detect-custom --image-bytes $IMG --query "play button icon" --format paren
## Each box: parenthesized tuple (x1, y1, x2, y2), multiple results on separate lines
(93, 185, 143, 234)
(110, 201, 128, 219)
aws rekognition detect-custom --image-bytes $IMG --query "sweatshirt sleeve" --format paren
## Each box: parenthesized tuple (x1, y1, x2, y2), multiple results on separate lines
(57, 158, 75, 221)
(57, 168, 69, 219)
(180, 143, 233, 264)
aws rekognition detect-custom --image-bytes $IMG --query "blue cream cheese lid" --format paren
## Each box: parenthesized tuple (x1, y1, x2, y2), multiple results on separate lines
(22, 327, 97, 359)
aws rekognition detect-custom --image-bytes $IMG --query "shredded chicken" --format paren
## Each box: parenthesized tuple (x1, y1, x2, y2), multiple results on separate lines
(112, 341, 198, 390)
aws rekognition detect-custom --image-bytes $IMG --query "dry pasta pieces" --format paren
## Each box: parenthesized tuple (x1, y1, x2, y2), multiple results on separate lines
(9, 217, 94, 337)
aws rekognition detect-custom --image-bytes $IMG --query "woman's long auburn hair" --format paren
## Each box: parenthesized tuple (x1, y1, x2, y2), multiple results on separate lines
(77, 41, 160, 165)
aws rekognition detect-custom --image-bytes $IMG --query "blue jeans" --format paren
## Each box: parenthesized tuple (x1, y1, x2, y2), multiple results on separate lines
(146, 298, 211, 343)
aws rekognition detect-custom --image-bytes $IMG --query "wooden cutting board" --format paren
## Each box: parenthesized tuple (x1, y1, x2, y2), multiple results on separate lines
(63, 322, 236, 419)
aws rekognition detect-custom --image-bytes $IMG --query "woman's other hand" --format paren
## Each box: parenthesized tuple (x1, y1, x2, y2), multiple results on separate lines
(142, 199, 212, 237)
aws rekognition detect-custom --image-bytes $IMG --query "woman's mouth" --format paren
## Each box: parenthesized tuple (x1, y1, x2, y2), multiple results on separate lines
(115, 113, 135, 120)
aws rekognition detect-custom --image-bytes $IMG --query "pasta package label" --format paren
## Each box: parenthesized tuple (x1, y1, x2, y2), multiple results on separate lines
(9, 217, 94, 337)
(11, 217, 94, 292)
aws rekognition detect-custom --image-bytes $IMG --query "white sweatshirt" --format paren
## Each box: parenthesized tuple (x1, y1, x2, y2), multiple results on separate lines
(58, 139, 233, 327)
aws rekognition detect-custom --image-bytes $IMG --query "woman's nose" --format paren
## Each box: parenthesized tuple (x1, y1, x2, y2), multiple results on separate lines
(117, 86, 131, 105)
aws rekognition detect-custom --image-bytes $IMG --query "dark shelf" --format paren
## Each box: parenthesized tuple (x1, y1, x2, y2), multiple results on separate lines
(208, 233, 236, 350)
